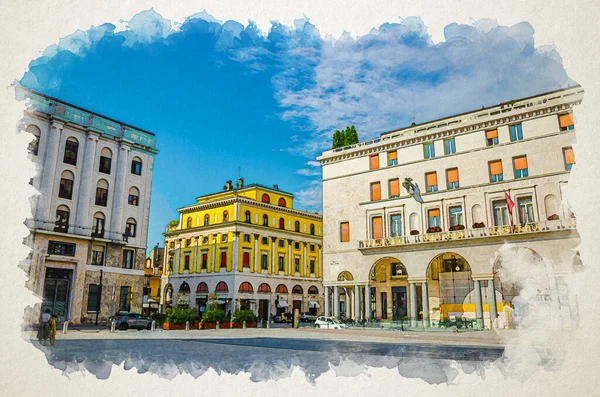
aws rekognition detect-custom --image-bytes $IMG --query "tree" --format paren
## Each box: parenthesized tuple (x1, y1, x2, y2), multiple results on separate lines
(344, 125, 359, 145)
(332, 130, 344, 149)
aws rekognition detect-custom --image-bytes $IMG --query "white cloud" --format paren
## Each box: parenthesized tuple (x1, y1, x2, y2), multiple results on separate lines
(294, 180, 322, 212)
(296, 168, 320, 176)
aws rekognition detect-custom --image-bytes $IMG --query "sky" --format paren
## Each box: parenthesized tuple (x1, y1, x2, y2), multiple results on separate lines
(19, 9, 572, 251)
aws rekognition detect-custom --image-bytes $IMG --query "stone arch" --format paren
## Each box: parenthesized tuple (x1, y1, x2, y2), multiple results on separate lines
(337, 270, 354, 282)
(179, 282, 190, 292)
(409, 212, 418, 232)
(471, 204, 484, 224)
(368, 257, 409, 320)
(544, 194, 559, 220)
(164, 284, 174, 309)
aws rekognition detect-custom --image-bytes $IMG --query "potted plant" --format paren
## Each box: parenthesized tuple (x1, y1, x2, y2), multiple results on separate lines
(472, 222, 485, 229)
(410, 230, 419, 235)
(163, 307, 198, 330)
(449, 224, 465, 231)
(230, 309, 257, 328)
(150, 312, 166, 326)
(200, 308, 227, 329)
(547, 214, 560, 221)
(426, 226, 442, 233)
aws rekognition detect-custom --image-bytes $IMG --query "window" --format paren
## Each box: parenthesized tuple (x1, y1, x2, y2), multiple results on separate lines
(278, 197, 286, 207)
(91, 246, 105, 266)
(428, 209, 441, 228)
(509, 124, 523, 142)
(202, 236, 208, 244)
(444, 138, 456, 155)
(278, 239, 285, 248)
(310, 244, 315, 252)
(518, 196, 535, 224)
(513, 156, 529, 179)
(563, 147, 575, 171)
(220, 251, 227, 267)
(201, 253, 208, 269)
(424, 142, 435, 159)
(559, 113, 574, 131)
(489, 160, 503, 183)
(48, 240, 75, 256)
(92, 212, 105, 238)
(184, 254, 190, 271)
(131, 157, 142, 175)
(449, 206, 463, 227)
(27, 125, 41, 156)
(87, 284, 101, 313)
(58, 171, 74, 200)
(258, 283, 271, 293)
(223, 211, 229, 222)
(122, 249, 135, 269)
(243, 234, 250, 243)
(292, 285, 303, 294)
(278, 256, 285, 271)
(308, 286, 318, 295)
(99, 148, 112, 174)
(262, 214, 269, 226)
(95, 180, 109, 207)
(389, 178, 400, 198)
(128, 187, 139, 206)
(204, 214, 210, 226)
(125, 218, 137, 238)
(54, 206, 69, 232)
(493, 200, 510, 226)
(261, 254, 268, 270)
(294, 257, 300, 273)
(294, 221, 300, 232)
(279, 217, 285, 229)
(294, 242, 300, 250)
(425, 172, 438, 193)
(243, 252, 250, 267)
(446, 168, 459, 189)
(245, 211, 251, 223)
(340, 222, 350, 242)
(186, 217, 192, 228)
(371, 216, 383, 239)
(215, 282, 229, 292)
(387, 151, 398, 166)
(63, 137, 78, 165)
(261, 193, 270, 203)
(310, 224, 315, 235)
(239, 282, 253, 292)
(390, 214, 402, 237)
(369, 154, 380, 170)
(276, 284, 288, 293)
(118, 286, 132, 312)
(262, 237, 268, 245)
(486, 129, 499, 146)
(197, 282, 208, 292)
(370, 182, 381, 201)
(310, 260, 315, 274)
(221, 234, 228, 243)
(391, 262, 406, 277)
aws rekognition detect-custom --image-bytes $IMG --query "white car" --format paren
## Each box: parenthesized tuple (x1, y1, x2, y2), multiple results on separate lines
(314, 316, 347, 329)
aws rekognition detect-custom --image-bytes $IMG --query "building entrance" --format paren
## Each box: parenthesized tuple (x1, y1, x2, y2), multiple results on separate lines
(258, 299, 269, 320)
(41, 268, 72, 320)
(391, 286, 407, 320)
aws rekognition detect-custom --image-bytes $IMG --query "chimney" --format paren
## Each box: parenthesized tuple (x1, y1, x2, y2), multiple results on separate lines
(225, 180, 233, 190)
(273, 184, 279, 190)
(237, 178, 244, 189)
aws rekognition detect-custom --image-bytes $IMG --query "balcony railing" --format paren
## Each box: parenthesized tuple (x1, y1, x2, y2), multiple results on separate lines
(358, 218, 577, 249)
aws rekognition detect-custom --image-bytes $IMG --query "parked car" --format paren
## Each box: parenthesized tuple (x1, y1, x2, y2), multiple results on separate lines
(300, 312, 317, 323)
(108, 312, 153, 330)
(314, 316, 347, 329)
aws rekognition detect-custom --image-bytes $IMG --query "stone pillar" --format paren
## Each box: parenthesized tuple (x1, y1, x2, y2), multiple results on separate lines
(354, 284, 361, 320)
(365, 285, 371, 320)
(474, 279, 484, 329)
(409, 282, 418, 327)
(175, 240, 181, 274)
(315, 245, 321, 278)
(193, 237, 199, 273)
(37, 121, 63, 228)
(422, 282, 429, 328)
(232, 232, 239, 271)
(108, 143, 130, 240)
(488, 279, 498, 329)
(74, 133, 99, 236)
(270, 237, 276, 275)
(302, 243, 307, 277)
(211, 234, 217, 272)
(333, 286, 339, 318)
(287, 240, 292, 276)
(253, 234, 259, 273)
(324, 287, 330, 316)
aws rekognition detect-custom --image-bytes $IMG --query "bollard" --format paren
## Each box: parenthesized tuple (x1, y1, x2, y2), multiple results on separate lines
(257, 319, 261, 328)
(62, 321, 69, 334)
(216, 321, 220, 330)
(110, 321, 116, 333)
(151, 320, 156, 332)
(266, 321, 270, 329)
(185, 321, 190, 331)
(243, 321, 246, 329)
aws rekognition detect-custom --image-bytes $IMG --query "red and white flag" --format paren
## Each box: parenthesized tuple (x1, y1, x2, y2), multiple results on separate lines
(505, 191, 515, 215)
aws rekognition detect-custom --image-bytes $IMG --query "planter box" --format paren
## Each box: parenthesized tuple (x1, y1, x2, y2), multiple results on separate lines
(230, 322, 257, 328)
(199, 322, 231, 329)
(163, 322, 198, 330)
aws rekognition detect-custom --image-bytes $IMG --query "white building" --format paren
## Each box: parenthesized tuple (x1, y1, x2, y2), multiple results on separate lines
(317, 86, 582, 330)
(20, 86, 158, 324)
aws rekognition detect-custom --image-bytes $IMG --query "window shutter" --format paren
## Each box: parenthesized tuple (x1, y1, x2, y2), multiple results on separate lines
(514, 156, 528, 170)
(564, 148, 575, 164)
(388, 151, 397, 161)
(429, 209, 441, 217)
(486, 129, 498, 139)
(340, 222, 350, 242)
(447, 168, 459, 183)
(369, 155, 379, 170)
(489, 160, 503, 175)
(372, 217, 383, 239)
(389, 179, 400, 197)
(426, 172, 438, 187)
(370, 182, 381, 201)
(559, 114, 574, 128)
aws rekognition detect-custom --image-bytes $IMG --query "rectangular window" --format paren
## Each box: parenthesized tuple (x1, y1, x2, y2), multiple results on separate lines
(340, 222, 350, 242)
(369, 154, 380, 170)
(202, 236, 208, 244)
(370, 182, 381, 201)
(390, 214, 402, 237)
(513, 156, 529, 179)
(563, 147, 575, 171)
(220, 251, 227, 267)
(118, 286, 132, 312)
(122, 249, 135, 269)
(424, 142, 435, 159)
(446, 168, 459, 189)
(95, 187, 108, 207)
(294, 242, 300, 250)
(489, 160, 503, 183)
(261, 254, 268, 270)
(58, 178, 73, 200)
(54, 210, 69, 232)
(486, 129, 499, 146)
(278, 256, 284, 271)
(91, 247, 105, 266)
(125, 221, 136, 238)
(262, 237, 268, 245)
(131, 160, 142, 175)
(201, 253, 208, 269)
(387, 151, 398, 166)
(310, 260, 315, 274)
(128, 194, 138, 206)
(559, 114, 574, 131)
(294, 257, 300, 273)
(243, 252, 250, 267)
(278, 239, 285, 248)
(428, 209, 441, 228)
(493, 200, 510, 226)
(389, 178, 400, 198)
(186, 238, 191, 247)
(518, 196, 535, 224)
(48, 241, 76, 256)
(371, 216, 383, 239)
(91, 216, 105, 238)
(63, 140, 78, 165)
(243, 234, 250, 243)
(184, 254, 190, 271)
(99, 156, 111, 174)
(449, 206, 463, 227)
(509, 124, 523, 141)
(221, 234, 228, 243)
(310, 244, 315, 252)
(425, 172, 438, 193)
(87, 284, 101, 313)
(444, 138, 456, 155)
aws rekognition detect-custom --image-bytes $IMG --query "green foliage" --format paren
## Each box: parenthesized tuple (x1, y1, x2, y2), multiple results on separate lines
(344, 125, 359, 145)
(150, 313, 166, 325)
(165, 307, 197, 324)
(168, 220, 179, 227)
(202, 308, 227, 324)
(332, 130, 344, 149)
(231, 309, 256, 323)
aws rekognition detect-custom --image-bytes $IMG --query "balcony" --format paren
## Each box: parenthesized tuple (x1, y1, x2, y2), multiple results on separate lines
(358, 218, 577, 250)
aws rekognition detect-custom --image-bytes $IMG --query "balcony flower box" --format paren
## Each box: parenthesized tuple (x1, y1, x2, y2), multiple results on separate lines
(547, 214, 560, 221)
(449, 225, 465, 231)
(426, 226, 442, 233)
(472, 222, 485, 229)
(410, 230, 420, 235)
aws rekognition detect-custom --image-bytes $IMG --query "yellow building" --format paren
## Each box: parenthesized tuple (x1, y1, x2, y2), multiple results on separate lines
(143, 246, 164, 315)
(161, 179, 323, 320)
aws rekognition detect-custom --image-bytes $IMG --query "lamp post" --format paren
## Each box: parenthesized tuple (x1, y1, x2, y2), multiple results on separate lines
(95, 269, 104, 325)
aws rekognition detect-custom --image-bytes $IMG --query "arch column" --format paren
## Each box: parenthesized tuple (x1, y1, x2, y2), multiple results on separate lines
(37, 121, 64, 228)
(409, 282, 418, 327)
(488, 278, 498, 329)
(365, 285, 371, 320)
(473, 279, 484, 329)
(324, 286, 330, 316)
(74, 132, 99, 235)
(422, 281, 430, 328)
(333, 286, 339, 317)
(354, 284, 361, 320)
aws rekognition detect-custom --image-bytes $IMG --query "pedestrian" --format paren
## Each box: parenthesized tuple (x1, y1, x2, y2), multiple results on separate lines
(49, 314, 58, 346)
(37, 309, 51, 346)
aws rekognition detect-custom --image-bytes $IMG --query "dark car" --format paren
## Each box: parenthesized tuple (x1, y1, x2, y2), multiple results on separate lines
(108, 312, 153, 330)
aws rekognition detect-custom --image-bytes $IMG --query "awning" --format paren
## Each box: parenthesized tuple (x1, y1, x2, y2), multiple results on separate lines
(277, 301, 289, 308)
(309, 301, 320, 308)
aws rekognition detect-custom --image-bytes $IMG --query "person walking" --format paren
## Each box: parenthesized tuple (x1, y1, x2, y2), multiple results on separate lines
(49, 314, 57, 346)
(37, 309, 51, 346)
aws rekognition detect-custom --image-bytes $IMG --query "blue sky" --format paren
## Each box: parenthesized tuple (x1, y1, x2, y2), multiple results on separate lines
(19, 9, 571, 251)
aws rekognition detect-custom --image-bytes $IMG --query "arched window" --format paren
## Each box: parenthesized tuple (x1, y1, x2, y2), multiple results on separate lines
(294, 221, 300, 232)
(310, 224, 315, 235)
(292, 285, 303, 294)
(63, 137, 78, 165)
(245, 211, 251, 223)
(215, 281, 229, 292)
(275, 284, 288, 293)
(92, 212, 105, 238)
(128, 186, 140, 206)
(186, 217, 192, 228)
(238, 282, 254, 293)
(278, 198, 286, 207)
(27, 125, 41, 155)
(99, 147, 112, 174)
(258, 283, 271, 293)
(471, 204, 484, 224)
(196, 282, 209, 292)
(223, 211, 229, 222)
(308, 286, 319, 295)
(125, 218, 137, 238)
(409, 212, 418, 233)
(179, 282, 191, 292)
(95, 179, 109, 207)
(58, 170, 74, 200)
(131, 156, 142, 175)
(261, 194, 270, 203)
(262, 214, 269, 226)
(204, 214, 210, 226)
(55, 205, 70, 232)
(279, 217, 285, 229)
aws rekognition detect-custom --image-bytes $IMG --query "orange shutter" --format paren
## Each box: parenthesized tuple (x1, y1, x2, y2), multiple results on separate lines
(369, 155, 379, 170)
(564, 148, 575, 164)
(428, 209, 440, 217)
(371, 182, 381, 201)
(340, 222, 350, 242)
(372, 217, 383, 239)
(388, 151, 397, 161)
(559, 114, 574, 128)
(389, 179, 400, 197)
(514, 156, 528, 170)
(447, 168, 459, 183)
(426, 172, 438, 187)
(486, 129, 498, 139)
(489, 160, 503, 175)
